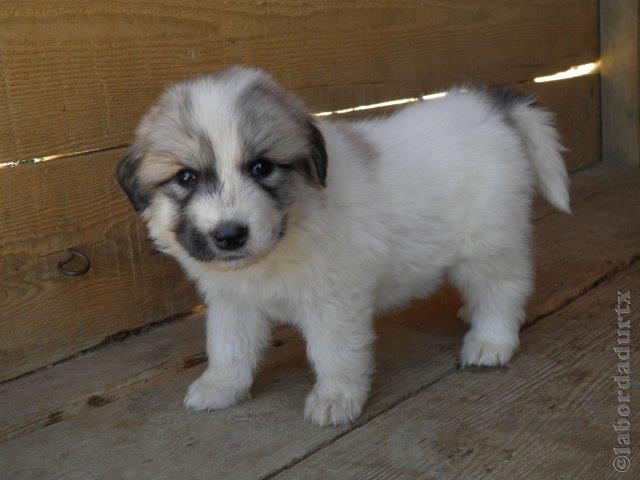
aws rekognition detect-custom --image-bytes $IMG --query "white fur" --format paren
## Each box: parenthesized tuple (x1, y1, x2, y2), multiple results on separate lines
(139, 71, 570, 426)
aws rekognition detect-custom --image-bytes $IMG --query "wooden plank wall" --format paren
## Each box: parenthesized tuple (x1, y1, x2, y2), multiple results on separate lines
(0, 1, 600, 382)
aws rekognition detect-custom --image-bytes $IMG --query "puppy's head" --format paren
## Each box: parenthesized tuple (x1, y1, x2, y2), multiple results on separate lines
(117, 67, 327, 270)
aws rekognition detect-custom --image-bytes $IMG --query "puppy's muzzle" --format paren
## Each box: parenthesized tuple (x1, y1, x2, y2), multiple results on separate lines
(212, 222, 249, 251)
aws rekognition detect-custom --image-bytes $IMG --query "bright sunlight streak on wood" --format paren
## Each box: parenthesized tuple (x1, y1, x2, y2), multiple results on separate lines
(534, 62, 599, 83)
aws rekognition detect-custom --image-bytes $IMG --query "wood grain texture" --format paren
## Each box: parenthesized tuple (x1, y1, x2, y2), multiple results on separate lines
(0, 164, 638, 479)
(0, 0, 599, 161)
(0, 148, 200, 382)
(0, 74, 600, 382)
(275, 263, 640, 480)
(601, 0, 639, 166)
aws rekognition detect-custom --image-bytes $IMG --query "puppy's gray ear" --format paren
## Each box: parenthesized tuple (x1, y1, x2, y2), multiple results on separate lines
(116, 149, 149, 212)
(306, 121, 327, 187)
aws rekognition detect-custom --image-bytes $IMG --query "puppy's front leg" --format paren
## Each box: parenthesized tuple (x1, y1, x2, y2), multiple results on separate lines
(302, 303, 375, 426)
(185, 302, 269, 411)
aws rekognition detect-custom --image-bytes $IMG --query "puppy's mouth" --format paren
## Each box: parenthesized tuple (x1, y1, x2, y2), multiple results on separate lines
(173, 216, 287, 269)
(207, 252, 269, 272)
(217, 254, 248, 262)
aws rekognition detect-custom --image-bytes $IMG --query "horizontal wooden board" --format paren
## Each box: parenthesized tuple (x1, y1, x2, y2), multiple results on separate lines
(276, 263, 640, 480)
(0, 0, 599, 161)
(0, 74, 600, 382)
(1, 163, 638, 480)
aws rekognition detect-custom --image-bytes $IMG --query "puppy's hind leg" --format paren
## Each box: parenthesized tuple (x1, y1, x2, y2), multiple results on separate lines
(450, 249, 532, 367)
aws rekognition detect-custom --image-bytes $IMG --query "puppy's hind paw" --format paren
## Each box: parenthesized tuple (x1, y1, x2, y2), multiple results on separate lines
(184, 372, 249, 411)
(304, 387, 365, 426)
(460, 335, 518, 367)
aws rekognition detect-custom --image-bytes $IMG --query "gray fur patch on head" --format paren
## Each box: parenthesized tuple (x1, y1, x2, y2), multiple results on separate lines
(234, 72, 327, 186)
(161, 86, 217, 169)
(195, 129, 216, 166)
(236, 76, 310, 161)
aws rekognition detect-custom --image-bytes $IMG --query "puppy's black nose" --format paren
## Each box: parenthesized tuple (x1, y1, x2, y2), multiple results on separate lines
(212, 222, 249, 250)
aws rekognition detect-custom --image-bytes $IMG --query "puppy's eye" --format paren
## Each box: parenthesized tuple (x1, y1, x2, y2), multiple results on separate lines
(175, 168, 198, 187)
(249, 158, 274, 178)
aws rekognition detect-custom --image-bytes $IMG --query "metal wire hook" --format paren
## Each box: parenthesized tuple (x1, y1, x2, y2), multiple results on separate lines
(57, 247, 91, 277)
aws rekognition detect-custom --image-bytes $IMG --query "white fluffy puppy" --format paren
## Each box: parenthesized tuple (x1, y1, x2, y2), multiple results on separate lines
(117, 66, 569, 426)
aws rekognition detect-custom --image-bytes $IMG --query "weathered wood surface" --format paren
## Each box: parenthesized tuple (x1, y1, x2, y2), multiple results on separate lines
(601, 0, 639, 166)
(0, 163, 638, 479)
(276, 263, 640, 480)
(0, 0, 598, 162)
(0, 74, 601, 382)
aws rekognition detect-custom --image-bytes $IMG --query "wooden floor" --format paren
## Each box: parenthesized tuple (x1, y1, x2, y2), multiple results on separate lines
(1, 162, 639, 480)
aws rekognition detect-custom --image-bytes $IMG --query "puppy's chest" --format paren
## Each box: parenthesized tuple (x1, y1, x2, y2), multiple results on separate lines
(243, 283, 305, 325)
(259, 296, 300, 324)
(203, 269, 311, 324)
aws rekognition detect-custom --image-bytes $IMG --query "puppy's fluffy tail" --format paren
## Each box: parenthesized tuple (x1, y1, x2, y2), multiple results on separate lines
(491, 87, 571, 213)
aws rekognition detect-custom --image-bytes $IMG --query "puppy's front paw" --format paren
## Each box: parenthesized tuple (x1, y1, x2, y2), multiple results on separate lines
(460, 333, 519, 367)
(304, 385, 365, 426)
(184, 371, 249, 411)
